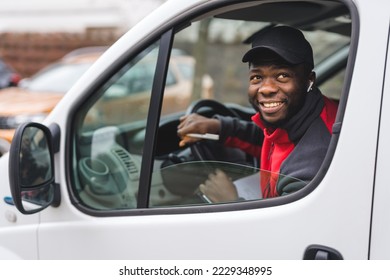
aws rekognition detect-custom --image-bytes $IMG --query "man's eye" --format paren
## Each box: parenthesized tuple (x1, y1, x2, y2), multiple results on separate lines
(250, 75, 261, 83)
(277, 73, 289, 80)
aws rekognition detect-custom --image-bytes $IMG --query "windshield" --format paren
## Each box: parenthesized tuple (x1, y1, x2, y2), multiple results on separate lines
(26, 62, 93, 93)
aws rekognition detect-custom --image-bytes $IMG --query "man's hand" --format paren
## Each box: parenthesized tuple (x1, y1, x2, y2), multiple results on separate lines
(177, 113, 221, 147)
(199, 169, 238, 203)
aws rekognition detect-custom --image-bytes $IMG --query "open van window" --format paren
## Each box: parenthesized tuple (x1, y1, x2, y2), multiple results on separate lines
(68, 0, 352, 213)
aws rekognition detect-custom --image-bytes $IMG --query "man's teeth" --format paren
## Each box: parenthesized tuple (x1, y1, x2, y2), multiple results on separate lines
(263, 102, 282, 108)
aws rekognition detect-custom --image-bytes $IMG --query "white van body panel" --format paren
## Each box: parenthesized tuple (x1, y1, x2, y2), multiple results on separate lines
(370, 37, 390, 259)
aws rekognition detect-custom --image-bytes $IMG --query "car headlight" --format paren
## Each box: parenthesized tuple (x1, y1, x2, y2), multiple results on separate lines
(3, 113, 48, 129)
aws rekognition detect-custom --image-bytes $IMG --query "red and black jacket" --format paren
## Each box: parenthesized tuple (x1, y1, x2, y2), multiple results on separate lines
(216, 88, 338, 198)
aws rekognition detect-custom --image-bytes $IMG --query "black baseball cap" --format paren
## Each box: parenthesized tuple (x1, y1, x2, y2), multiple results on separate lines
(242, 26, 314, 68)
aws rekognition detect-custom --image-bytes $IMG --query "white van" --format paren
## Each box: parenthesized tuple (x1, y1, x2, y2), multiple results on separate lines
(0, 0, 389, 260)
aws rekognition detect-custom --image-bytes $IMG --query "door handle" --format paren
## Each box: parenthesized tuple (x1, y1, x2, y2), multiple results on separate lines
(303, 244, 343, 260)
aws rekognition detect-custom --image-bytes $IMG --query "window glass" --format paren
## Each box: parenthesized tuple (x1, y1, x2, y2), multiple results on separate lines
(72, 43, 160, 210)
(70, 1, 352, 212)
(151, 9, 351, 206)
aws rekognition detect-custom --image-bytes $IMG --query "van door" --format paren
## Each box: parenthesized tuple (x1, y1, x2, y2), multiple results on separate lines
(369, 26, 390, 259)
(34, 0, 387, 259)
(0, 156, 40, 259)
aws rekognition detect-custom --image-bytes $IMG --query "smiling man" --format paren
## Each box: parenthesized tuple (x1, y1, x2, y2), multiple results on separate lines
(177, 26, 338, 201)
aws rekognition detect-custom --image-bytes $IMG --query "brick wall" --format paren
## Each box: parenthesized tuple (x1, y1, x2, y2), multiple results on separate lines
(0, 29, 118, 78)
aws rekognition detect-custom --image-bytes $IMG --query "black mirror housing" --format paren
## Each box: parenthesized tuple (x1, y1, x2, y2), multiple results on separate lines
(8, 122, 60, 214)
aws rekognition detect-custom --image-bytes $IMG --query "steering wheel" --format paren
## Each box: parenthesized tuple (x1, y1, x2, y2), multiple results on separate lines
(186, 99, 241, 119)
(162, 99, 255, 199)
(186, 99, 249, 164)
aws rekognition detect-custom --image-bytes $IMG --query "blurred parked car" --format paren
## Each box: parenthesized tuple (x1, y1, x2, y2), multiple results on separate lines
(0, 47, 104, 155)
(0, 46, 211, 155)
(0, 59, 21, 89)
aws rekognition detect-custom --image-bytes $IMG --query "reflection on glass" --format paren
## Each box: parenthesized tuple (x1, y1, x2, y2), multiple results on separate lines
(149, 161, 307, 207)
(19, 126, 53, 209)
(21, 185, 53, 211)
(20, 127, 52, 186)
(73, 44, 161, 210)
(83, 44, 160, 130)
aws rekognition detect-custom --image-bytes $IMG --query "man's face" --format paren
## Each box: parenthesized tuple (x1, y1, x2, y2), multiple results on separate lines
(248, 55, 310, 127)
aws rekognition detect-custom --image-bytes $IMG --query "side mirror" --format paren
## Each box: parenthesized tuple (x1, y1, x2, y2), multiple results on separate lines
(8, 122, 60, 214)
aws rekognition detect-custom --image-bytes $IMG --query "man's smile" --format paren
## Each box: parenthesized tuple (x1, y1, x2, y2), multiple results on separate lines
(258, 100, 286, 114)
(262, 101, 284, 108)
